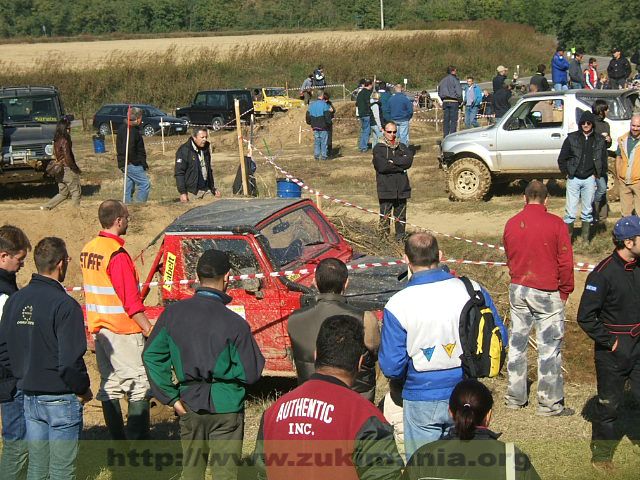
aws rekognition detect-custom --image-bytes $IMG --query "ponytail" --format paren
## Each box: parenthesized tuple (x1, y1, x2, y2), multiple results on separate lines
(449, 379, 493, 441)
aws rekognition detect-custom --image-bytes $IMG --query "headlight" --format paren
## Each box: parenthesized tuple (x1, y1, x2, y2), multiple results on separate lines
(45, 144, 54, 156)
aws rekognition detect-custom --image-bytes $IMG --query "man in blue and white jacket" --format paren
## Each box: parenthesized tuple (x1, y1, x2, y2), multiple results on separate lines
(379, 232, 507, 460)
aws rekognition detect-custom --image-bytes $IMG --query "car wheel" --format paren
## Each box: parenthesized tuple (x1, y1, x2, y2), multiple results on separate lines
(447, 157, 491, 201)
(143, 124, 156, 137)
(607, 159, 620, 202)
(98, 123, 111, 136)
(211, 117, 224, 131)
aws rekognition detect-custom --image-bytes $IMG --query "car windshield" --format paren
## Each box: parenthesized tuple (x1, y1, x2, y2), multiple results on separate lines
(576, 92, 640, 120)
(258, 205, 338, 268)
(265, 88, 286, 97)
(0, 94, 60, 124)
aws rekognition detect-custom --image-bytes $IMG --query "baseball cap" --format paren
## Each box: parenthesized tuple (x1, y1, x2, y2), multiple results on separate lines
(196, 249, 231, 279)
(497, 65, 507, 73)
(613, 216, 640, 240)
(612, 46, 621, 53)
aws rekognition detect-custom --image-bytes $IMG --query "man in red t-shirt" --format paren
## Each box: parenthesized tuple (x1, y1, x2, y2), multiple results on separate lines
(503, 181, 575, 416)
(253, 315, 403, 480)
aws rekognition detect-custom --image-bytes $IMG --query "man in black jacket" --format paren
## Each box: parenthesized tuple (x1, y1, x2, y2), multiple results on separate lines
(356, 80, 374, 152)
(0, 237, 92, 480)
(557, 111, 607, 243)
(287, 258, 380, 401)
(530, 64, 551, 92)
(372, 121, 414, 241)
(492, 82, 512, 119)
(0, 225, 30, 480)
(175, 127, 220, 202)
(577, 216, 640, 472)
(607, 47, 631, 90)
(116, 106, 151, 203)
(569, 50, 585, 89)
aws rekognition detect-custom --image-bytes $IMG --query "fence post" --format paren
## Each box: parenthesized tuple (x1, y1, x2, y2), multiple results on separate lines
(342, 84, 346, 103)
(160, 117, 166, 155)
(299, 125, 302, 144)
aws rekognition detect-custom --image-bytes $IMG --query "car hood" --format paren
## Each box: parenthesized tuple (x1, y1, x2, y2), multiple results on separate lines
(343, 255, 407, 311)
(442, 124, 496, 148)
(151, 115, 187, 123)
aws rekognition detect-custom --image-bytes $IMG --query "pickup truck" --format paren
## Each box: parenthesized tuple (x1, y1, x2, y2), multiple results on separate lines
(440, 89, 640, 201)
(135, 198, 405, 376)
(252, 87, 303, 116)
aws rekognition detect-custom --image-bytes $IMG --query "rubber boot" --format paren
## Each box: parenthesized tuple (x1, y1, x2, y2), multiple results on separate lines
(582, 222, 591, 244)
(126, 400, 151, 441)
(102, 400, 127, 441)
(567, 222, 574, 241)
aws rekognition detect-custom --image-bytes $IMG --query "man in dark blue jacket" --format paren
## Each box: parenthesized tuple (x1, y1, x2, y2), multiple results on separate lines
(389, 84, 414, 146)
(552, 47, 570, 108)
(438, 66, 463, 137)
(0, 237, 92, 480)
(306, 91, 333, 161)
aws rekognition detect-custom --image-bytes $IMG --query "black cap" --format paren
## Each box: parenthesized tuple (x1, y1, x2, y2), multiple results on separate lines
(196, 249, 231, 279)
(612, 46, 621, 53)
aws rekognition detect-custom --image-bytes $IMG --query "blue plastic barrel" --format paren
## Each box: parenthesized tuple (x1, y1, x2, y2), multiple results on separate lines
(92, 134, 106, 154)
(276, 177, 302, 198)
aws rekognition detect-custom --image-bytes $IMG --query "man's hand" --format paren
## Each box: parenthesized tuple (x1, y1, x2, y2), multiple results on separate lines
(612, 338, 619, 352)
(133, 312, 153, 338)
(78, 388, 93, 405)
(214, 189, 222, 198)
(173, 399, 187, 416)
(180, 193, 189, 203)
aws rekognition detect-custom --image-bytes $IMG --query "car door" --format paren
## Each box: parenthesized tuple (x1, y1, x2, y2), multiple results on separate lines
(496, 97, 566, 174)
(207, 92, 228, 124)
(188, 92, 209, 125)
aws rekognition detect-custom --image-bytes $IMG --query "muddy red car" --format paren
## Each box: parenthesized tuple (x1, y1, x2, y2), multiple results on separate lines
(133, 198, 405, 376)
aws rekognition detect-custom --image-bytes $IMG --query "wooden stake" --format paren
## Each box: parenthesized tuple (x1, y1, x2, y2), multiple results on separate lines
(160, 117, 166, 156)
(298, 125, 302, 144)
(234, 99, 248, 196)
(109, 121, 116, 156)
(342, 84, 346, 103)
(435, 107, 439, 132)
(315, 192, 322, 211)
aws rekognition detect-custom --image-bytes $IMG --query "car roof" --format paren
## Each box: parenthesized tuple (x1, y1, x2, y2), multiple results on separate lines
(165, 198, 308, 233)
(99, 103, 155, 108)
(523, 89, 635, 100)
(0, 86, 59, 96)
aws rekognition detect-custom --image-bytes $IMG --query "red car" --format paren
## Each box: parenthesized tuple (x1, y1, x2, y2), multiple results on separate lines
(136, 198, 405, 376)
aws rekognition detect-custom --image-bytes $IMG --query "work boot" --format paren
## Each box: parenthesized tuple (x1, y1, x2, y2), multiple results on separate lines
(102, 400, 127, 441)
(582, 222, 591, 244)
(126, 400, 151, 441)
(566, 222, 574, 240)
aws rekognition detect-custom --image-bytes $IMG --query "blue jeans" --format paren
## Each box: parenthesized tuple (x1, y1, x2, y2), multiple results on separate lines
(313, 130, 328, 160)
(553, 83, 568, 108)
(564, 176, 597, 224)
(442, 102, 459, 137)
(594, 176, 608, 205)
(371, 124, 382, 144)
(125, 164, 151, 203)
(465, 105, 480, 128)
(395, 120, 410, 146)
(24, 393, 83, 480)
(358, 116, 371, 151)
(0, 390, 28, 480)
(403, 399, 453, 461)
(571, 82, 583, 89)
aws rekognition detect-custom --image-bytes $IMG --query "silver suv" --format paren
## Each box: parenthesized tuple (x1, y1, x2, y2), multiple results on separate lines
(439, 89, 640, 201)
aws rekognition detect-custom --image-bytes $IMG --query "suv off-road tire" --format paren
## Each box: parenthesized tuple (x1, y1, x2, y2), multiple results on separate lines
(211, 117, 224, 131)
(142, 124, 156, 137)
(98, 123, 112, 136)
(447, 157, 492, 201)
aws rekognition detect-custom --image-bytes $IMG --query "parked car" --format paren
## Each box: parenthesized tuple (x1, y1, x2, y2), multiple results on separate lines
(175, 89, 253, 130)
(92, 103, 189, 137)
(440, 89, 640, 201)
(252, 87, 303, 116)
(0, 85, 71, 184)
(90, 198, 404, 375)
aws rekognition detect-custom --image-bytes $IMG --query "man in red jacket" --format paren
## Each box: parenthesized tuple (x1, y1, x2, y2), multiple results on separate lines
(503, 180, 575, 416)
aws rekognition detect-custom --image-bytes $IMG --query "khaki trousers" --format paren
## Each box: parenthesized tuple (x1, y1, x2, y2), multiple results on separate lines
(618, 181, 640, 216)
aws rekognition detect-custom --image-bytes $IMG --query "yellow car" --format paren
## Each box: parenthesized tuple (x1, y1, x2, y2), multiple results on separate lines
(252, 87, 304, 116)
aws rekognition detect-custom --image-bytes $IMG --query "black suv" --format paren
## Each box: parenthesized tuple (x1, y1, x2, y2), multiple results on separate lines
(176, 89, 253, 130)
(0, 85, 70, 183)
(92, 104, 189, 137)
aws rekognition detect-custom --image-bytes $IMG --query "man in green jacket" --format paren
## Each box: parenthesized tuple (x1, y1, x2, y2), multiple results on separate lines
(143, 249, 265, 480)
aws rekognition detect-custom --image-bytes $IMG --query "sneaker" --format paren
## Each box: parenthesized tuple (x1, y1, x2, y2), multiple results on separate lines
(539, 407, 575, 417)
(591, 460, 615, 473)
(505, 402, 527, 410)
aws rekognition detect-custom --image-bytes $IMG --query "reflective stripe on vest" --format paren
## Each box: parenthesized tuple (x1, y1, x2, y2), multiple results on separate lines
(80, 235, 141, 334)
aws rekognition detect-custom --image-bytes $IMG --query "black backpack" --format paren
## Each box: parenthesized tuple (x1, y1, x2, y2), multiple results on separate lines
(458, 276, 506, 378)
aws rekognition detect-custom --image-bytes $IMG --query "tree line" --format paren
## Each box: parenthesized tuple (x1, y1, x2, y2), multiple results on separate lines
(1, 0, 638, 56)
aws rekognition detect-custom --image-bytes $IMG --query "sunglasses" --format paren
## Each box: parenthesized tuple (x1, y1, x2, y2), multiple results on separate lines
(385, 130, 397, 134)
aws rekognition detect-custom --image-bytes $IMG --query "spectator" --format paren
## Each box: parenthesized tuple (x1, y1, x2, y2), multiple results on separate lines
(0, 237, 92, 480)
(389, 84, 414, 146)
(585, 58, 599, 90)
(300, 74, 313, 104)
(552, 46, 570, 108)
(437, 66, 463, 137)
(254, 315, 403, 480)
(464, 76, 482, 129)
(372, 121, 414, 241)
(557, 111, 607, 243)
(569, 49, 585, 88)
(41, 117, 82, 210)
(355, 79, 374, 153)
(530, 64, 550, 92)
(503, 180, 575, 416)
(305, 90, 332, 161)
(403, 379, 541, 480)
(492, 65, 508, 93)
(287, 258, 379, 401)
(312, 65, 326, 87)
(614, 114, 640, 216)
(143, 249, 265, 480)
(370, 91, 383, 144)
(492, 82, 512, 119)
(80, 199, 154, 442)
(175, 127, 220, 203)
(379, 232, 506, 458)
(592, 100, 612, 224)
(116, 106, 151, 203)
(480, 89, 494, 119)
(323, 91, 335, 157)
(577, 216, 640, 472)
(0, 225, 31, 480)
(378, 80, 392, 124)
(607, 47, 631, 90)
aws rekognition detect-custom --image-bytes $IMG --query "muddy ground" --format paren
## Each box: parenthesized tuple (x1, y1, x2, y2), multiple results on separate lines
(1, 103, 638, 479)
